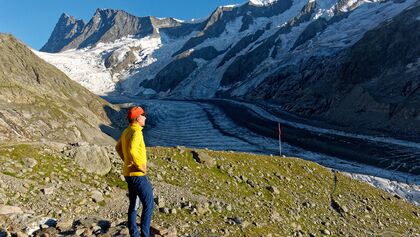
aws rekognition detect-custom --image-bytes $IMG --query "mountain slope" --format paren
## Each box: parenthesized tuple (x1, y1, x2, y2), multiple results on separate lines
(36, 0, 419, 138)
(0, 34, 114, 144)
(247, 2, 420, 137)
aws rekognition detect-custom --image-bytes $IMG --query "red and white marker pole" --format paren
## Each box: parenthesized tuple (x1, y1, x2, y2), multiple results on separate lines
(278, 123, 282, 156)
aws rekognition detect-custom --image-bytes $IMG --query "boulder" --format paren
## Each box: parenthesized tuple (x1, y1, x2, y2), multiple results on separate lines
(22, 157, 37, 169)
(191, 151, 216, 166)
(150, 224, 177, 237)
(0, 205, 23, 215)
(64, 143, 112, 176)
(90, 190, 104, 203)
(154, 196, 166, 208)
(56, 218, 73, 231)
(267, 186, 280, 194)
(41, 187, 55, 195)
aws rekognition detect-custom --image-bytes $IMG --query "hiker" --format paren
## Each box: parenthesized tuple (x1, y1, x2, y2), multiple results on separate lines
(116, 106, 154, 237)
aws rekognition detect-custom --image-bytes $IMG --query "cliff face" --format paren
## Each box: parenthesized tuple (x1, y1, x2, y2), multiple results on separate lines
(0, 34, 114, 144)
(40, 13, 86, 53)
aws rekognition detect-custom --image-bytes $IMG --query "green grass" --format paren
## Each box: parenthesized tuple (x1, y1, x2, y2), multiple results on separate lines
(0, 144, 419, 236)
(145, 147, 420, 236)
(105, 172, 128, 189)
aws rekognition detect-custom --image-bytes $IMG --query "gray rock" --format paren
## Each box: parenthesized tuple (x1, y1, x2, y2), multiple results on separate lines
(90, 190, 104, 203)
(154, 196, 165, 208)
(56, 218, 73, 231)
(176, 146, 186, 153)
(22, 157, 37, 169)
(66, 143, 112, 176)
(271, 211, 283, 222)
(105, 47, 139, 74)
(322, 229, 331, 235)
(195, 205, 208, 215)
(191, 151, 216, 166)
(41, 187, 55, 195)
(0, 205, 23, 215)
(150, 224, 178, 236)
(267, 185, 280, 194)
(229, 216, 243, 225)
(75, 229, 84, 235)
(159, 207, 170, 214)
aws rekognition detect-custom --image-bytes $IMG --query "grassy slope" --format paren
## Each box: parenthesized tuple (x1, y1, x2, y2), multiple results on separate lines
(0, 144, 418, 236)
(0, 34, 113, 144)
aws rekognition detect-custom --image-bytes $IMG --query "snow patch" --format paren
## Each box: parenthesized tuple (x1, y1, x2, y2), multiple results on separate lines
(222, 4, 241, 8)
(172, 18, 184, 23)
(35, 49, 114, 95)
(34, 36, 162, 96)
(249, 0, 278, 6)
(184, 17, 207, 24)
(339, 0, 360, 12)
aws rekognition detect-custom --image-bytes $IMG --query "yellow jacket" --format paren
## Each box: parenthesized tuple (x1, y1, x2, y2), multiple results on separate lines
(115, 123, 147, 176)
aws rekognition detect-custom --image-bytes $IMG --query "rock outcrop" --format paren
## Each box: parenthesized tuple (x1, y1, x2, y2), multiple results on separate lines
(62, 143, 113, 176)
(40, 13, 86, 53)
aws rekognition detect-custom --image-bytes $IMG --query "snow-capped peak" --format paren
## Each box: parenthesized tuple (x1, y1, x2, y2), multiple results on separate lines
(249, 0, 278, 6)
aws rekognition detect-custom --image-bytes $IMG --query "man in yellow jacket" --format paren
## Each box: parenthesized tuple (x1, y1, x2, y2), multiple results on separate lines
(116, 106, 154, 237)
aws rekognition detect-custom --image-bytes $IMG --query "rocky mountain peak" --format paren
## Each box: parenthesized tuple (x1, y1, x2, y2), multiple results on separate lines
(41, 8, 160, 52)
(40, 13, 85, 52)
(89, 8, 138, 28)
(56, 12, 85, 29)
(58, 12, 73, 22)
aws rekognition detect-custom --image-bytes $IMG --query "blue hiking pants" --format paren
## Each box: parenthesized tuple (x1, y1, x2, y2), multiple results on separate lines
(125, 176, 154, 237)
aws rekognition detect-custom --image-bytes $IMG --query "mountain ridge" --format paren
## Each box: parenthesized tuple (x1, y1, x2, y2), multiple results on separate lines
(0, 33, 114, 145)
(37, 0, 420, 139)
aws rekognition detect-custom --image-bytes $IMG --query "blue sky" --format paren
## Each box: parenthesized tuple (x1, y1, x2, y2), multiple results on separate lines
(0, 0, 244, 50)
